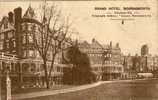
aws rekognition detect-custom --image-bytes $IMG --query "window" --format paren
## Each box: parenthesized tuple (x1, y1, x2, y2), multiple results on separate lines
(0, 42, 3, 50)
(23, 35, 26, 44)
(13, 41, 16, 47)
(22, 24, 25, 30)
(28, 35, 33, 43)
(0, 34, 4, 40)
(8, 32, 13, 38)
(4, 23, 8, 29)
(57, 67, 60, 72)
(36, 51, 39, 57)
(29, 50, 34, 57)
(24, 24, 27, 30)
(27, 23, 32, 31)
(6, 42, 9, 49)
(23, 51, 27, 57)
(30, 64, 36, 72)
(34, 25, 39, 32)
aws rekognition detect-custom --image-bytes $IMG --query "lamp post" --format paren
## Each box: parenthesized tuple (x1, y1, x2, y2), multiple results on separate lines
(0, 65, 1, 100)
(5, 62, 11, 100)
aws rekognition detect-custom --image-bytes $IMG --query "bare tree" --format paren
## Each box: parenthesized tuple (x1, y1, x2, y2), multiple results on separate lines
(32, 2, 73, 89)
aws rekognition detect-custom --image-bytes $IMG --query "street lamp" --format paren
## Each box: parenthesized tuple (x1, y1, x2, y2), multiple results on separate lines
(5, 61, 11, 100)
(0, 63, 2, 100)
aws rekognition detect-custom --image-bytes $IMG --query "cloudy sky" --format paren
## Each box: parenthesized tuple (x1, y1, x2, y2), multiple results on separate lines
(0, 0, 157, 55)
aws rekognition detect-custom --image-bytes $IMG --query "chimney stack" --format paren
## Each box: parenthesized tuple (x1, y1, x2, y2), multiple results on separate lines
(116, 43, 119, 48)
(14, 7, 22, 57)
(110, 41, 112, 47)
(8, 12, 14, 23)
(92, 38, 95, 43)
(14, 7, 22, 28)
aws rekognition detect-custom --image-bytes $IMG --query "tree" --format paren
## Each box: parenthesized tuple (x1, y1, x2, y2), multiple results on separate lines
(63, 43, 94, 85)
(132, 54, 140, 72)
(32, 2, 72, 89)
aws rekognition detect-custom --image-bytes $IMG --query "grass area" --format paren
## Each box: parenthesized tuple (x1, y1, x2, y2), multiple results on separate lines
(21, 79, 158, 100)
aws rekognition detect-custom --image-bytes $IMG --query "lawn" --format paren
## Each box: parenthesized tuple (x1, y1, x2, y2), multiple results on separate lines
(21, 79, 158, 100)
(1, 84, 74, 96)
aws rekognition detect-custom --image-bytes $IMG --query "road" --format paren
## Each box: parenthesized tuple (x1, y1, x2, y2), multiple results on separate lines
(22, 79, 158, 100)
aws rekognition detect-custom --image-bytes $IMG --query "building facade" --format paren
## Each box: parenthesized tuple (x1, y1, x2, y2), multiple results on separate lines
(0, 6, 69, 88)
(123, 44, 158, 78)
(78, 39, 124, 81)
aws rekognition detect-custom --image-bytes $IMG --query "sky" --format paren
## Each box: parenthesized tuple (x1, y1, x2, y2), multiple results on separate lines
(0, 0, 158, 55)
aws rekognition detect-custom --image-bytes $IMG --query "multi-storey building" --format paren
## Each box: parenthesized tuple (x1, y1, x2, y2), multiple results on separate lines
(123, 44, 158, 78)
(78, 39, 104, 80)
(0, 6, 68, 88)
(78, 39, 124, 81)
(102, 41, 123, 80)
(0, 13, 16, 54)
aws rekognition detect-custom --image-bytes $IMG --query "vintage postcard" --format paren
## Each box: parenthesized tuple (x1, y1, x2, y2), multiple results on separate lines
(0, 0, 158, 100)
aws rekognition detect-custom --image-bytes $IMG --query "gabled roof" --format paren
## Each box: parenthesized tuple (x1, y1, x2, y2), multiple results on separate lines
(102, 44, 110, 49)
(78, 41, 90, 48)
(0, 16, 15, 33)
(90, 38, 103, 49)
(23, 5, 36, 19)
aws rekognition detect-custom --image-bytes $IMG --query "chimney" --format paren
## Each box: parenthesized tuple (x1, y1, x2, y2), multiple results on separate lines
(14, 7, 22, 28)
(8, 12, 14, 23)
(14, 7, 22, 57)
(116, 43, 119, 48)
(92, 38, 95, 43)
(110, 41, 112, 47)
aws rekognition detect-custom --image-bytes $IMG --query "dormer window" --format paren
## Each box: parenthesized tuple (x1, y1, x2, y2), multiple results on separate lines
(4, 23, 8, 29)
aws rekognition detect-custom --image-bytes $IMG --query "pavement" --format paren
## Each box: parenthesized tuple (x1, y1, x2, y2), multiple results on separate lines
(11, 79, 157, 100)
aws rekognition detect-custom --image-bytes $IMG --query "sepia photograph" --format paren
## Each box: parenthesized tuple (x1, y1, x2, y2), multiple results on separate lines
(0, 0, 158, 100)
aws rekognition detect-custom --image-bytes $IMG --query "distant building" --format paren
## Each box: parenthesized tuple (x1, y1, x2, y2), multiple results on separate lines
(123, 44, 158, 78)
(78, 39, 124, 81)
(141, 44, 149, 56)
(140, 45, 155, 72)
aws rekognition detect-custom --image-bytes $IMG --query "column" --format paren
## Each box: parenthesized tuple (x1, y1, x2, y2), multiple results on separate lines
(19, 63, 23, 87)
(29, 63, 32, 73)
(0, 61, 2, 71)
(35, 63, 40, 87)
(13, 63, 15, 73)
(9, 62, 11, 73)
